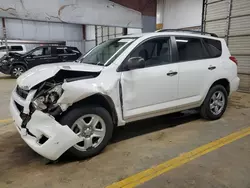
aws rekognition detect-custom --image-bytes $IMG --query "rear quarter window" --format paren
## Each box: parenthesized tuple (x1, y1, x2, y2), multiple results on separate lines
(203, 39, 222, 58)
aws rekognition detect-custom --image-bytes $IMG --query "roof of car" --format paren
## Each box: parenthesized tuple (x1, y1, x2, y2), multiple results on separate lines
(35, 45, 75, 48)
(119, 31, 220, 40)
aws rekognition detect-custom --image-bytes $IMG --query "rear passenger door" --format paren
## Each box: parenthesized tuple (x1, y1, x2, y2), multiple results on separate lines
(174, 36, 219, 105)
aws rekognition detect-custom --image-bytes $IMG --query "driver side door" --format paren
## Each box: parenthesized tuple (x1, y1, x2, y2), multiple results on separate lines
(120, 36, 179, 122)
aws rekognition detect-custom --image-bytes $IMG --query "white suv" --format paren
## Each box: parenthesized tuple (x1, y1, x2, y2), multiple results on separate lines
(10, 31, 239, 161)
(0, 44, 27, 58)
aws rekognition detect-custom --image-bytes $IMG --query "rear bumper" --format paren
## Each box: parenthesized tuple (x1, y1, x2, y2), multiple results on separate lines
(10, 89, 80, 161)
(230, 76, 240, 94)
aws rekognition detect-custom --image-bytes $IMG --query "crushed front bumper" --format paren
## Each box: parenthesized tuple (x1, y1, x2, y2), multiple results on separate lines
(10, 88, 80, 160)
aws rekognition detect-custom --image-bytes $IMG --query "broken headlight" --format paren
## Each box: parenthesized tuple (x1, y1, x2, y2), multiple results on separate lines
(32, 84, 63, 113)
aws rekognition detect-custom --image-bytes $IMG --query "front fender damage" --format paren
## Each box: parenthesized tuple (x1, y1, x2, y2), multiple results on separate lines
(57, 78, 125, 126)
(22, 73, 123, 160)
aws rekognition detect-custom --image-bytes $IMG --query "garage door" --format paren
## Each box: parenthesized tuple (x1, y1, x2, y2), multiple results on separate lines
(95, 26, 124, 45)
(203, 0, 250, 92)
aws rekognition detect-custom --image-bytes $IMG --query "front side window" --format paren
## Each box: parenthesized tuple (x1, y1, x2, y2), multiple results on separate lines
(32, 48, 43, 56)
(128, 37, 171, 67)
(44, 47, 51, 55)
(79, 38, 137, 66)
(176, 37, 208, 62)
(32, 47, 51, 56)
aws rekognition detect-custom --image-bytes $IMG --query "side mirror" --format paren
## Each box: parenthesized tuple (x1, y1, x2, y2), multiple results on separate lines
(126, 57, 145, 70)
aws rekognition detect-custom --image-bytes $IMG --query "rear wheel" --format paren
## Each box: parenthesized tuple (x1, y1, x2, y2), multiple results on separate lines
(11, 65, 26, 78)
(59, 105, 113, 159)
(200, 85, 228, 120)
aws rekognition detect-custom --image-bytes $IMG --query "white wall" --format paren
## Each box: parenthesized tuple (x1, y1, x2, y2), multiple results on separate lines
(5, 19, 83, 41)
(85, 25, 96, 53)
(4, 18, 85, 53)
(157, 0, 164, 25)
(0, 0, 142, 28)
(162, 0, 203, 29)
(128, 28, 142, 34)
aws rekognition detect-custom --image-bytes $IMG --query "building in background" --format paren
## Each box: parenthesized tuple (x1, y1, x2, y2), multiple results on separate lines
(157, 0, 250, 92)
(157, 0, 203, 30)
(203, 0, 250, 92)
(0, 0, 156, 54)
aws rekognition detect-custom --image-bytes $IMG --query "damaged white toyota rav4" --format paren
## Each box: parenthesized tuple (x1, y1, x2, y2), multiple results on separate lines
(10, 30, 239, 161)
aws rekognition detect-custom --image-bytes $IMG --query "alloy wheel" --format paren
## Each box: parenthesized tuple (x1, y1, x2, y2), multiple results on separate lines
(12, 67, 24, 77)
(71, 114, 106, 151)
(209, 91, 225, 115)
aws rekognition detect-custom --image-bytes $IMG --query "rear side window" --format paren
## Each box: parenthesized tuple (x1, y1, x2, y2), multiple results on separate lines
(68, 47, 80, 53)
(65, 48, 75, 54)
(203, 39, 222, 58)
(56, 48, 66, 54)
(176, 37, 208, 62)
(10, 46, 23, 51)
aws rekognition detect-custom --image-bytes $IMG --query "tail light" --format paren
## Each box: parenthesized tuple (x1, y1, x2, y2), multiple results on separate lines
(230, 56, 238, 65)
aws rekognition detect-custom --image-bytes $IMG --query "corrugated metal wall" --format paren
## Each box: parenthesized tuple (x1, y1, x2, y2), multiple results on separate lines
(204, 0, 250, 92)
(95, 26, 124, 45)
(1, 18, 85, 53)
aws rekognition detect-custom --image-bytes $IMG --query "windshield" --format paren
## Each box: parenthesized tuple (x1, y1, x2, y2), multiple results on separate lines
(79, 38, 137, 66)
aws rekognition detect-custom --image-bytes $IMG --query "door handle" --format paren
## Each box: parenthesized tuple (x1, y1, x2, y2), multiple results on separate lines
(167, 71, 178, 76)
(208, 66, 216, 70)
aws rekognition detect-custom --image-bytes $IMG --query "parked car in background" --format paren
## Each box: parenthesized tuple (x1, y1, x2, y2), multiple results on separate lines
(10, 30, 239, 161)
(0, 46, 82, 77)
(0, 44, 27, 58)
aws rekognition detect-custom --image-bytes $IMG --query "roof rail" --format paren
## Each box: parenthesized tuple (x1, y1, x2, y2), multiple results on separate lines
(156, 29, 218, 37)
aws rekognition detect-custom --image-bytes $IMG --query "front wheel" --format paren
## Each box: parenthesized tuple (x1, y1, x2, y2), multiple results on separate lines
(200, 85, 228, 120)
(59, 105, 114, 159)
(10, 65, 26, 78)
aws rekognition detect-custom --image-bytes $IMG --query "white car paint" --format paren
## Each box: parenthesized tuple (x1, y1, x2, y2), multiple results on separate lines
(0, 44, 27, 58)
(17, 62, 104, 90)
(10, 32, 240, 160)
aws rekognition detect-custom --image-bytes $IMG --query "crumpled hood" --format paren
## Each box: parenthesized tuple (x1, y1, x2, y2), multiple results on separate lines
(17, 62, 103, 90)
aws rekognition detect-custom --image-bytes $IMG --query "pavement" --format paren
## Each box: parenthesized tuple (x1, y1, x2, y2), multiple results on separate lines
(0, 72, 250, 188)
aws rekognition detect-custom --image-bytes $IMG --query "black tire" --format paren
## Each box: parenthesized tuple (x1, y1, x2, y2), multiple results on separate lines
(59, 105, 114, 159)
(200, 85, 228, 120)
(10, 65, 26, 78)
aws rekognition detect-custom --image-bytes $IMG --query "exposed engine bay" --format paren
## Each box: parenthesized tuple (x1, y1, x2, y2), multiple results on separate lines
(18, 69, 101, 128)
